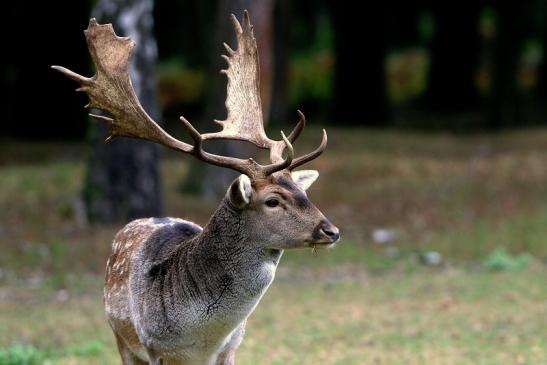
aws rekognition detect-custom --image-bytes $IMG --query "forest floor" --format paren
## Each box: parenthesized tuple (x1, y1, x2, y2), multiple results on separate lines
(1, 127, 547, 364)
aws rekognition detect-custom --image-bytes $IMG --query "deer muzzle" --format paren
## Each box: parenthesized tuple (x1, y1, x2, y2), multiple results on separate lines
(312, 219, 340, 245)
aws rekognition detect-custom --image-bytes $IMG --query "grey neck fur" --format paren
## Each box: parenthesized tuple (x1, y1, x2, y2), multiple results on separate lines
(177, 200, 283, 309)
(131, 199, 283, 354)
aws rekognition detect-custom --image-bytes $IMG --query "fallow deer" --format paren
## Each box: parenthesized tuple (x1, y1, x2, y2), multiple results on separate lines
(53, 11, 339, 365)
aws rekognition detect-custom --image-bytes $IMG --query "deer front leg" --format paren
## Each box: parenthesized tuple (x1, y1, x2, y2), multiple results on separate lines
(216, 320, 246, 365)
(146, 348, 163, 365)
(114, 333, 149, 365)
(216, 349, 236, 365)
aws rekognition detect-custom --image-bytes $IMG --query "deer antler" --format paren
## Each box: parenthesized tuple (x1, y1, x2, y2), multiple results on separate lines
(52, 12, 326, 179)
(206, 11, 327, 168)
(204, 12, 268, 147)
(52, 19, 191, 150)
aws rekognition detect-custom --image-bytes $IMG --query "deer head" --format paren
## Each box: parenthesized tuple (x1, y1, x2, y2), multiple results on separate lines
(222, 170, 339, 250)
(52, 11, 339, 249)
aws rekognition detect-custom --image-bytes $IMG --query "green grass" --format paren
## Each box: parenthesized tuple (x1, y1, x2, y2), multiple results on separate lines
(1, 128, 547, 364)
(1, 267, 546, 364)
(0, 341, 105, 365)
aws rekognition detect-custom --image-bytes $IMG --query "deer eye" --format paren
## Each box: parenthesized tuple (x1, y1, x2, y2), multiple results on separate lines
(265, 198, 280, 208)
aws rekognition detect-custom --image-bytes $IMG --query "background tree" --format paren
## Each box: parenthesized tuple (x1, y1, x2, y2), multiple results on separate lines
(83, 0, 163, 223)
(426, 1, 481, 114)
(488, 1, 530, 127)
(385, 1, 422, 50)
(538, 0, 547, 101)
(7, 0, 547, 143)
(183, 0, 275, 198)
(2, 1, 90, 139)
(329, 1, 388, 126)
(270, 0, 293, 125)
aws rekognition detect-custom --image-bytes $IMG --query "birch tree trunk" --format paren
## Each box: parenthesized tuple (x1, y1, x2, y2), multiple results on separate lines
(83, 0, 163, 223)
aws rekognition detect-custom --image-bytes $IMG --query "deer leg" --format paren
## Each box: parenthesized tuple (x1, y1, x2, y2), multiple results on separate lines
(114, 333, 148, 365)
(216, 349, 236, 365)
(145, 348, 164, 365)
(216, 320, 246, 365)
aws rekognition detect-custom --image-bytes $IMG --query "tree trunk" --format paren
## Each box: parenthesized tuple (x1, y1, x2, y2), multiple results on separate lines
(83, 0, 163, 223)
(4, 1, 90, 139)
(537, 1, 547, 120)
(183, 0, 275, 198)
(330, 1, 388, 126)
(385, 0, 421, 49)
(426, 2, 480, 113)
(270, 0, 292, 125)
(488, 1, 529, 128)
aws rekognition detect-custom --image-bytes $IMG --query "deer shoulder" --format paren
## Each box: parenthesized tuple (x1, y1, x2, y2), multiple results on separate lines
(105, 217, 202, 319)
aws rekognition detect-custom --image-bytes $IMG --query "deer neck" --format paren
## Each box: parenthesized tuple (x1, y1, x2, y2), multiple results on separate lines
(175, 200, 282, 309)
(196, 199, 282, 274)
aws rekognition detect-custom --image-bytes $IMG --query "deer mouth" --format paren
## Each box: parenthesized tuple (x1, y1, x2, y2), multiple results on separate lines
(306, 241, 338, 252)
(305, 235, 340, 247)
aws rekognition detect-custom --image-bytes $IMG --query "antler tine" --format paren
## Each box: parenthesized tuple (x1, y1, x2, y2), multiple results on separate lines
(289, 129, 328, 170)
(223, 42, 235, 56)
(287, 110, 306, 143)
(51, 65, 91, 85)
(263, 132, 294, 175)
(230, 13, 244, 35)
(179, 117, 261, 177)
(267, 110, 303, 165)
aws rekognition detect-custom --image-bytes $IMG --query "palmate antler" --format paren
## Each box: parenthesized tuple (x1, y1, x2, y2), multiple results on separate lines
(52, 11, 327, 179)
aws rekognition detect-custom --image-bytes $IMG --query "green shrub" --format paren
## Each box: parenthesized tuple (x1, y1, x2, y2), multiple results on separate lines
(0, 341, 105, 365)
(483, 248, 533, 271)
(0, 345, 43, 365)
(62, 340, 104, 357)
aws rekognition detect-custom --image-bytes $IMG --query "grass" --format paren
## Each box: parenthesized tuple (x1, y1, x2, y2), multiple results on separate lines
(1, 268, 546, 364)
(1, 128, 547, 364)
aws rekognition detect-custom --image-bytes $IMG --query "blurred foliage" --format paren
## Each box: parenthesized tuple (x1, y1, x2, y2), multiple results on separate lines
(417, 11, 435, 45)
(0, 341, 104, 365)
(151, 2, 547, 116)
(0, 345, 42, 365)
(156, 49, 337, 113)
(289, 14, 334, 107)
(157, 58, 205, 108)
(289, 50, 333, 107)
(4, 0, 547, 138)
(518, 39, 544, 93)
(386, 49, 429, 104)
(483, 248, 533, 271)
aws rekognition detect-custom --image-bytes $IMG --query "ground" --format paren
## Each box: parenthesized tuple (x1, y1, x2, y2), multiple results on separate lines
(1, 128, 546, 364)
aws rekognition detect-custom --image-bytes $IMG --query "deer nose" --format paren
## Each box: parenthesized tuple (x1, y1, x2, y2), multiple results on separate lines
(319, 221, 340, 242)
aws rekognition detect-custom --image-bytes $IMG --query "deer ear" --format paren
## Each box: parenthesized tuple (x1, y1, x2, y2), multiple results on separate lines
(291, 170, 319, 191)
(228, 174, 253, 208)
